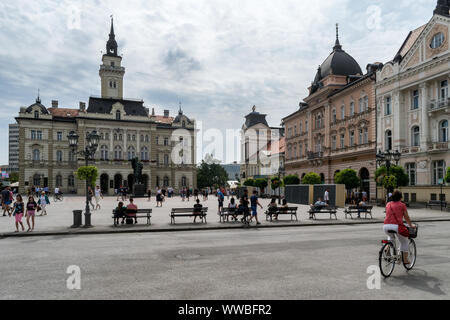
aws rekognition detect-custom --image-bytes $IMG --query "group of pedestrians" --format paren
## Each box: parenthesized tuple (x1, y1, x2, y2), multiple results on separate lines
(1, 186, 51, 232)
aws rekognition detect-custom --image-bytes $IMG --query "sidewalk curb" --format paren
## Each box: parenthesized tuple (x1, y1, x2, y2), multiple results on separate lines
(1, 218, 450, 239)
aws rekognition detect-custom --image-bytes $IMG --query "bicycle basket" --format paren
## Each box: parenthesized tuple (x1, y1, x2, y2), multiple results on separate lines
(408, 224, 418, 239)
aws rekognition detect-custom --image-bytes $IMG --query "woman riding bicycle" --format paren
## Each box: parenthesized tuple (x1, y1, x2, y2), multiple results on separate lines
(383, 191, 415, 265)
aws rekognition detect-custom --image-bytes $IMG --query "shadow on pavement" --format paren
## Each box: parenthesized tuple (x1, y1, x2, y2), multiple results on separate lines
(384, 269, 446, 296)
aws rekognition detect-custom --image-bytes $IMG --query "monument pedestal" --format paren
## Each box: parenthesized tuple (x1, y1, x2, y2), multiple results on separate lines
(133, 183, 146, 197)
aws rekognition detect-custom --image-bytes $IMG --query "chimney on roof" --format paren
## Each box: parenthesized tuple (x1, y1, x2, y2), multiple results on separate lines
(164, 110, 169, 118)
(52, 100, 58, 108)
(79, 102, 86, 112)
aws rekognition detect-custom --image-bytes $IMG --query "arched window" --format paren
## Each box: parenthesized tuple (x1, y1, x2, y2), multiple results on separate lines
(145, 135, 149, 142)
(68, 175, 75, 187)
(114, 146, 122, 160)
(350, 101, 355, 116)
(181, 176, 187, 187)
(101, 145, 109, 160)
(141, 147, 149, 161)
(127, 134, 131, 141)
(163, 176, 170, 187)
(385, 130, 392, 151)
(440, 120, 448, 142)
(55, 174, 62, 187)
(114, 134, 117, 141)
(33, 149, 40, 161)
(411, 126, 420, 147)
(127, 146, 136, 160)
(56, 150, 63, 162)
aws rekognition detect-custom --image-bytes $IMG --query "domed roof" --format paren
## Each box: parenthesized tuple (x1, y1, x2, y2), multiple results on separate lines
(25, 97, 49, 114)
(311, 26, 362, 94)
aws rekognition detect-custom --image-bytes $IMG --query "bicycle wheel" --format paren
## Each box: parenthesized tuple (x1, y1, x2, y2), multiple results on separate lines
(403, 239, 416, 271)
(379, 242, 396, 278)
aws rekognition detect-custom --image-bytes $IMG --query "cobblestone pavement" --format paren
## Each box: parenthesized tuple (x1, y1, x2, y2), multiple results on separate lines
(0, 195, 448, 236)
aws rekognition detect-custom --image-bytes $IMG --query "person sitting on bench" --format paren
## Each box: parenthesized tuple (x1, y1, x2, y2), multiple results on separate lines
(228, 197, 238, 221)
(309, 198, 328, 219)
(126, 198, 138, 224)
(357, 197, 367, 219)
(193, 199, 203, 223)
(114, 201, 127, 225)
(268, 197, 278, 220)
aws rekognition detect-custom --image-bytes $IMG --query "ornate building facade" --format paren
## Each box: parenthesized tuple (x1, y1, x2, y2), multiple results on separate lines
(376, 1, 450, 188)
(16, 19, 197, 195)
(283, 27, 382, 200)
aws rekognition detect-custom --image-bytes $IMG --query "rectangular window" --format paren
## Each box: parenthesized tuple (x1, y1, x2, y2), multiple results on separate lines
(350, 102, 354, 117)
(363, 128, 368, 144)
(331, 136, 336, 150)
(31, 130, 36, 140)
(340, 134, 345, 149)
(57, 132, 62, 141)
(37, 131, 42, 140)
(432, 160, 445, 185)
(441, 80, 448, 101)
(341, 106, 345, 120)
(359, 129, 363, 145)
(412, 90, 419, 110)
(385, 97, 392, 115)
(406, 163, 416, 186)
(350, 131, 354, 147)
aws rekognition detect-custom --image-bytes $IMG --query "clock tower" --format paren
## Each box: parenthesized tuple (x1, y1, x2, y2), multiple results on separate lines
(99, 17, 125, 99)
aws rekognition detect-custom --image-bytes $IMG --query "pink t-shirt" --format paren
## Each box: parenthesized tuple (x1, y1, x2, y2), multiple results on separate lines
(384, 201, 407, 225)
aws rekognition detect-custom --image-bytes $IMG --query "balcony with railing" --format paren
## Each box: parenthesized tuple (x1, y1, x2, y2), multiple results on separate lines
(429, 98, 450, 112)
(307, 151, 323, 160)
(427, 141, 449, 153)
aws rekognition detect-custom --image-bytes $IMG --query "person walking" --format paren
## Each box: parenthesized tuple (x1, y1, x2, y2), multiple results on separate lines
(324, 189, 330, 205)
(248, 190, 263, 225)
(217, 188, 225, 214)
(2, 187, 12, 216)
(12, 194, 25, 232)
(38, 191, 50, 216)
(156, 188, 163, 207)
(87, 186, 95, 210)
(94, 186, 103, 210)
(26, 195, 37, 232)
(147, 189, 152, 202)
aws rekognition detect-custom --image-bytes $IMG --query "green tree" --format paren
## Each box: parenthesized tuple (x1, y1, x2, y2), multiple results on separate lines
(375, 165, 409, 188)
(7, 172, 19, 183)
(334, 169, 360, 191)
(254, 178, 268, 193)
(301, 173, 321, 185)
(75, 166, 99, 187)
(196, 160, 229, 189)
(243, 179, 255, 187)
(445, 167, 450, 184)
(270, 176, 283, 190)
(283, 174, 300, 185)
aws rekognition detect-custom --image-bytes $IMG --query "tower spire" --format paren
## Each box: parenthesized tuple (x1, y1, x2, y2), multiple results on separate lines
(333, 23, 342, 51)
(434, 0, 450, 16)
(106, 15, 118, 56)
(36, 88, 41, 104)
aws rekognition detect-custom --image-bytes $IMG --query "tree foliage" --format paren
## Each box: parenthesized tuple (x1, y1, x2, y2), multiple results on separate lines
(270, 176, 283, 190)
(334, 169, 360, 190)
(301, 173, 321, 185)
(445, 167, 450, 184)
(254, 178, 268, 192)
(196, 160, 229, 189)
(375, 165, 409, 188)
(75, 166, 98, 187)
(283, 174, 301, 185)
(243, 179, 255, 187)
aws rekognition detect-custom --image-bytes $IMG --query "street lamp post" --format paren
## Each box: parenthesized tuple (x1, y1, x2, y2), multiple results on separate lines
(278, 166, 285, 205)
(68, 130, 100, 228)
(376, 149, 401, 204)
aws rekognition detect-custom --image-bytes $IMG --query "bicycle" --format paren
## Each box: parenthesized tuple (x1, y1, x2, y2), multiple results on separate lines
(53, 193, 64, 202)
(379, 224, 418, 278)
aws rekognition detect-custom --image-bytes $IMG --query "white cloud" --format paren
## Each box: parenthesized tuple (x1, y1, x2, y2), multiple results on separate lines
(0, 0, 438, 165)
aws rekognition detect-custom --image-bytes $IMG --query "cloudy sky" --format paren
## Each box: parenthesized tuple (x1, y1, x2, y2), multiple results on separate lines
(0, 0, 437, 165)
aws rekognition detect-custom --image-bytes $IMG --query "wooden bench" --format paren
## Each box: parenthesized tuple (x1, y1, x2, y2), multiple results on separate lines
(112, 208, 152, 226)
(425, 200, 447, 209)
(308, 206, 337, 220)
(219, 207, 245, 223)
(171, 207, 208, 224)
(344, 206, 373, 219)
(265, 207, 298, 222)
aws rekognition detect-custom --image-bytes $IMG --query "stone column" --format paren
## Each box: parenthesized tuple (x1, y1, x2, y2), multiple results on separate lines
(420, 83, 429, 149)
